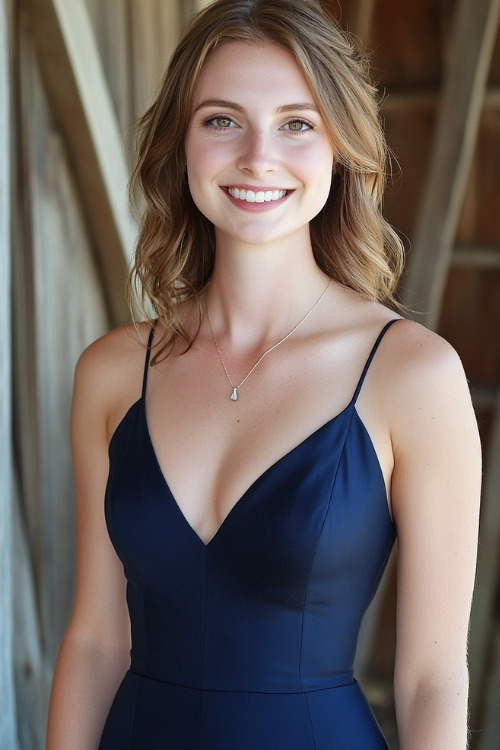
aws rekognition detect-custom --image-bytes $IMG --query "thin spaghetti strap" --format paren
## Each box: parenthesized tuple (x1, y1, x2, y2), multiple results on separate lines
(352, 319, 401, 404)
(141, 322, 157, 399)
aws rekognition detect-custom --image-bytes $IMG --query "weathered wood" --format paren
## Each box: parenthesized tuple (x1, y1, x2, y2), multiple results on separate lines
(477, 627, 500, 749)
(130, 0, 181, 120)
(11, 23, 110, 740)
(347, 0, 376, 41)
(383, 86, 500, 112)
(0, 0, 18, 747)
(192, 0, 211, 11)
(12, 473, 47, 750)
(402, 0, 500, 329)
(468, 384, 500, 720)
(470, 385, 499, 411)
(22, 0, 136, 326)
(84, 0, 133, 140)
(452, 247, 500, 269)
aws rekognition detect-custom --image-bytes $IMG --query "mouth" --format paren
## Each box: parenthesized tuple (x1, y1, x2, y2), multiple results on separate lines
(226, 187, 288, 204)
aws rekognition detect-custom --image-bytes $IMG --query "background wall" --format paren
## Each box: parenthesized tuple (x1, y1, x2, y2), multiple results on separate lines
(1, 1, 499, 748)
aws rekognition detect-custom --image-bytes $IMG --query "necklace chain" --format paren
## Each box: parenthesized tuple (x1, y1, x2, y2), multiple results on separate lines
(207, 279, 331, 401)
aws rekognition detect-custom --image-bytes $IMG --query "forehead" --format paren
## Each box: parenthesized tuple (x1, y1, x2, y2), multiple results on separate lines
(191, 41, 316, 108)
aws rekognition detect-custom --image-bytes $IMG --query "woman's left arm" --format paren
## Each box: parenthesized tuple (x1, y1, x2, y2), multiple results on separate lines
(389, 324, 482, 750)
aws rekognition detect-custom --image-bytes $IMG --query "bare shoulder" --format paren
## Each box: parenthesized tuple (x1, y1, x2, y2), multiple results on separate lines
(76, 322, 150, 377)
(73, 322, 153, 441)
(377, 319, 479, 453)
(380, 318, 469, 398)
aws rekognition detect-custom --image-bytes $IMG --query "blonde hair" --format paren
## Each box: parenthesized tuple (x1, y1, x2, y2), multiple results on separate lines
(129, 0, 404, 360)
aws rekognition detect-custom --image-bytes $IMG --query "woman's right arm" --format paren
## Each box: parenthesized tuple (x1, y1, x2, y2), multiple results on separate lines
(46, 336, 135, 750)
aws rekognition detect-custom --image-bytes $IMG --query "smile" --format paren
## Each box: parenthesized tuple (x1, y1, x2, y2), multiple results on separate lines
(227, 188, 287, 203)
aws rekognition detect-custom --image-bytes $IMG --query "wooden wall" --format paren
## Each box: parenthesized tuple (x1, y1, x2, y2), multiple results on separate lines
(1, 0, 499, 748)
(3, 1, 206, 747)
(1, 0, 17, 747)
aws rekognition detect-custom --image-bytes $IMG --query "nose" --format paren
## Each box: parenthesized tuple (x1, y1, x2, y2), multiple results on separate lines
(236, 128, 278, 177)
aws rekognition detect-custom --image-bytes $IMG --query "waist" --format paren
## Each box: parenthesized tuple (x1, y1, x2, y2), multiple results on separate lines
(102, 671, 389, 749)
(129, 665, 355, 693)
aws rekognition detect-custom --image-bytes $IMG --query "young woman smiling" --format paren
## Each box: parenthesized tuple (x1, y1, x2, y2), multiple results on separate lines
(46, 1, 481, 748)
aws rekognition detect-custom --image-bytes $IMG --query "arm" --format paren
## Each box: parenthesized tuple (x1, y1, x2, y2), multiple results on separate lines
(46, 333, 140, 749)
(389, 324, 481, 750)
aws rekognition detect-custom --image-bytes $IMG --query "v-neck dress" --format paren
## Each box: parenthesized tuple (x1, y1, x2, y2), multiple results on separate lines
(99, 321, 398, 749)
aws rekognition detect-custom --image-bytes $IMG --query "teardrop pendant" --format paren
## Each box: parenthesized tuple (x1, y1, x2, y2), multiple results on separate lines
(230, 387, 239, 401)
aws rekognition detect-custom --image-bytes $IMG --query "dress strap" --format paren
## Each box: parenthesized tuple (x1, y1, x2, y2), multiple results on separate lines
(352, 319, 400, 404)
(141, 322, 157, 399)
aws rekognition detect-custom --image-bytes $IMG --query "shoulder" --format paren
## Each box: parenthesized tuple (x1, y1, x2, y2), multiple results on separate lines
(72, 322, 154, 441)
(379, 318, 469, 403)
(74, 322, 152, 394)
(76, 322, 150, 375)
(379, 317, 465, 381)
(376, 319, 479, 457)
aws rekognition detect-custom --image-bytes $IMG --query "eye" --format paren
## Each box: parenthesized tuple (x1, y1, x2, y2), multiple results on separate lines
(283, 119, 314, 133)
(204, 115, 236, 130)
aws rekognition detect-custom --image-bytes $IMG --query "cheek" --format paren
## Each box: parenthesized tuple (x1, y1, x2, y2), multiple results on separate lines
(302, 148, 334, 196)
(186, 133, 226, 172)
(293, 142, 334, 176)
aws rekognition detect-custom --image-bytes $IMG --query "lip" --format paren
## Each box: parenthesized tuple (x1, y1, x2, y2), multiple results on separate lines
(222, 186, 292, 211)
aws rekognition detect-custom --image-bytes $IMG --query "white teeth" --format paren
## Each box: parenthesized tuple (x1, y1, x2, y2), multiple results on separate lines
(228, 188, 287, 203)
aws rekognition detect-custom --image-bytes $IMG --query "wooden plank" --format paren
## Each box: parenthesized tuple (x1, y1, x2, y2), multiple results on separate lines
(84, 0, 133, 139)
(468, 385, 500, 722)
(130, 0, 181, 120)
(401, 0, 500, 329)
(11, 22, 111, 739)
(0, 0, 18, 747)
(21, 0, 137, 325)
(12, 474, 47, 750)
(477, 627, 500, 749)
(192, 0, 212, 10)
(347, 0, 376, 41)
(0, 0, 19, 747)
(452, 247, 500, 269)
(470, 385, 499, 411)
(383, 86, 500, 112)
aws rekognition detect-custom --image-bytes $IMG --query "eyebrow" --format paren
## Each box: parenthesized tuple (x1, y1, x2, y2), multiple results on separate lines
(192, 99, 320, 115)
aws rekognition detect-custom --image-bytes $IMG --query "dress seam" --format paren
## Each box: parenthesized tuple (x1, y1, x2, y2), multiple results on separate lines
(127, 673, 140, 750)
(298, 402, 357, 748)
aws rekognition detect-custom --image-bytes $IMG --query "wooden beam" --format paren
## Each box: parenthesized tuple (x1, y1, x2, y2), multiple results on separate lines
(470, 385, 499, 411)
(21, 0, 137, 325)
(347, 0, 376, 41)
(468, 384, 500, 720)
(12, 474, 47, 750)
(0, 0, 18, 746)
(477, 628, 500, 749)
(383, 86, 500, 112)
(401, 0, 500, 329)
(130, 0, 181, 121)
(452, 247, 500, 269)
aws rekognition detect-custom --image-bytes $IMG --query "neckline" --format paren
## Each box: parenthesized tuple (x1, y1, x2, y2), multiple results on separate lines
(142, 398, 353, 548)
(111, 318, 400, 546)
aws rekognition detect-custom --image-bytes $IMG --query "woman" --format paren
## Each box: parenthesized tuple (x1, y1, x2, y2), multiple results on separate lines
(46, 0, 481, 747)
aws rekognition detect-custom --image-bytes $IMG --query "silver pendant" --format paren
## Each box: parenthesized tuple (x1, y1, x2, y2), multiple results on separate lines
(230, 387, 239, 401)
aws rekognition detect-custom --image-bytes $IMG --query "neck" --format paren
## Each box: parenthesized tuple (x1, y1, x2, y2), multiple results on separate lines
(205, 237, 329, 349)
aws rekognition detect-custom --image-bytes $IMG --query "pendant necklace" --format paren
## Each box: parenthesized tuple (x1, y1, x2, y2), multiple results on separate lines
(206, 279, 331, 401)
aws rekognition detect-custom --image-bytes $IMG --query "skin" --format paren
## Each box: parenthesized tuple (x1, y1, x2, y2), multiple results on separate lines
(47, 42, 481, 750)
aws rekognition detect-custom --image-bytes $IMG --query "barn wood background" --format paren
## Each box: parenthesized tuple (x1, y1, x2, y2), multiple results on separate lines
(1, 0, 500, 748)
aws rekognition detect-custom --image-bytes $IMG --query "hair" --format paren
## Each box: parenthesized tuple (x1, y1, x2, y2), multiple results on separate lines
(129, 0, 404, 361)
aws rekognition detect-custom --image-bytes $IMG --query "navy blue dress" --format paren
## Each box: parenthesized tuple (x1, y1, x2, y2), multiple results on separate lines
(99, 321, 397, 749)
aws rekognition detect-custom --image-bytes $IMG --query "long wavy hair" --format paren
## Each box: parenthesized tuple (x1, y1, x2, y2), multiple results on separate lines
(129, 0, 404, 360)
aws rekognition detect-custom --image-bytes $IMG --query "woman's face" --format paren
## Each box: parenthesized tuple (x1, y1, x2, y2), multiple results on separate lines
(184, 41, 335, 250)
